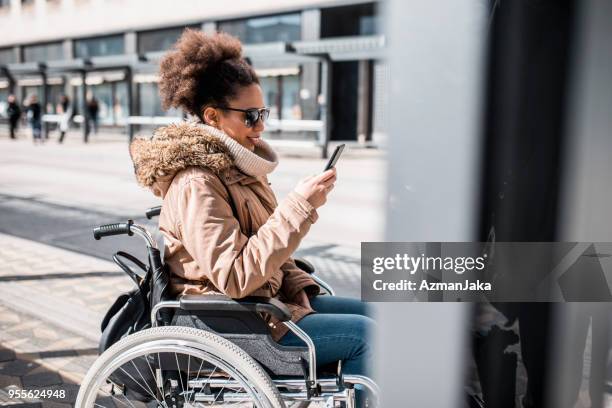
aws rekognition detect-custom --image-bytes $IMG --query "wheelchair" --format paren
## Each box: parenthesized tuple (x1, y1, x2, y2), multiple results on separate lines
(76, 206, 379, 408)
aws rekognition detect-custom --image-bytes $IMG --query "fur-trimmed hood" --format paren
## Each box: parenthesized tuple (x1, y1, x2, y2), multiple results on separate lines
(129, 122, 233, 198)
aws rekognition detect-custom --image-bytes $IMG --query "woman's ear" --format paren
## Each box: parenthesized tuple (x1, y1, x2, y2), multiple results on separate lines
(202, 106, 219, 127)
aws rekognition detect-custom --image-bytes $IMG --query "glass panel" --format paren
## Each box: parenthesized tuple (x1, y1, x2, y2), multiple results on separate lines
(88, 83, 113, 125)
(360, 15, 379, 35)
(0, 88, 8, 118)
(0, 0, 11, 8)
(74, 85, 83, 117)
(138, 82, 180, 117)
(48, 84, 64, 114)
(219, 13, 301, 44)
(74, 35, 124, 58)
(258, 76, 279, 119)
(138, 26, 196, 54)
(281, 75, 301, 120)
(22, 42, 64, 62)
(0, 47, 15, 64)
(321, 3, 379, 38)
(139, 82, 161, 116)
(72, 82, 128, 125)
(114, 81, 128, 124)
(22, 86, 42, 106)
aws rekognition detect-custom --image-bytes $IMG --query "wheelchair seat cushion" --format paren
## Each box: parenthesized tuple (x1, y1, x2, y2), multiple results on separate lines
(172, 308, 309, 377)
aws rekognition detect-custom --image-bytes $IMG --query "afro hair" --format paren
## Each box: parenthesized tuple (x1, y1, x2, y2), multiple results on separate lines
(158, 29, 259, 118)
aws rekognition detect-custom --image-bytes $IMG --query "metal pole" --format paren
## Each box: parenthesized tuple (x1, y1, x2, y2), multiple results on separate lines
(2, 67, 15, 94)
(125, 67, 133, 142)
(322, 55, 333, 159)
(41, 69, 49, 140)
(8, 76, 16, 95)
(81, 70, 88, 143)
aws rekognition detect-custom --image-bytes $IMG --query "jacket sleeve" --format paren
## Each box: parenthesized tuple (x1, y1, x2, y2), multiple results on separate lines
(177, 173, 318, 299)
(280, 258, 321, 300)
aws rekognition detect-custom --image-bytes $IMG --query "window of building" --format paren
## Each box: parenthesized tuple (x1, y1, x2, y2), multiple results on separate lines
(139, 83, 163, 116)
(21, 0, 35, 6)
(258, 74, 302, 121)
(23, 42, 65, 62)
(47, 84, 65, 114)
(0, 0, 11, 9)
(73, 81, 129, 125)
(321, 3, 379, 38)
(0, 88, 9, 118)
(281, 75, 301, 120)
(259, 76, 280, 120)
(113, 82, 129, 123)
(74, 35, 124, 58)
(138, 82, 180, 117)
(137, 26, 198, 54)
(22, 85, 42, 106)
(218, 13, 301, 44)
(0, 47, 16, 65)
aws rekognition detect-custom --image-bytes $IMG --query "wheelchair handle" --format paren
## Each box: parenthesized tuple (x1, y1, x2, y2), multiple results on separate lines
(145, 206, 161, 219)
(93, 220, 134, 240)
(93, 221, 157, 249)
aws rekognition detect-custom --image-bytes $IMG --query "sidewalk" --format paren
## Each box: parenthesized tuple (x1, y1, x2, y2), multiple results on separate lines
(0, 233, 120, 407)
(0, 132, 386, 248)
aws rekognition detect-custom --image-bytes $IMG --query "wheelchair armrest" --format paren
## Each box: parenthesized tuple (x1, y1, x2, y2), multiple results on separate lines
(294, 257, 315, 274)
(179, 294, 292, 322)
(295, 257, 337, 296)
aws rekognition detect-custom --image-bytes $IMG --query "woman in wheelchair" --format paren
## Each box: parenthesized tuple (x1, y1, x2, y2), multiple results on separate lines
(127, 29, 375, 406)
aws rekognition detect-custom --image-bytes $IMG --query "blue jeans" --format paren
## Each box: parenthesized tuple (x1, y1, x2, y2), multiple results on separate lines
(31, 121, 41, 140)
(278, 295, 375, 406)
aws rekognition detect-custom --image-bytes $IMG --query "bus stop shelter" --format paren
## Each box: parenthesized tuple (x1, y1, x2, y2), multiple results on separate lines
(1, 34, 385, 157)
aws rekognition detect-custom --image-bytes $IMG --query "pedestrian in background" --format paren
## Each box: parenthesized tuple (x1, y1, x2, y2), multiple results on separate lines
(86, 93, 99, 136)
(7, 94, 21, 140)
(57, 95, 73, 143)
(26, 95, 42, 144)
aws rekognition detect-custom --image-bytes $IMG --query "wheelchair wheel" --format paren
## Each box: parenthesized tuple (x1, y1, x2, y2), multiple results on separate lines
(77, 326, 286, 407)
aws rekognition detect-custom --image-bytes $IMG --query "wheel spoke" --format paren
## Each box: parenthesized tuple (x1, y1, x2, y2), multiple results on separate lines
(119, 393, 136, 408)
(118, 366, 160, 402)
(109, 393, 134, 408)
(130, 359, 163, 405)
(144, 353, 166, 406)
(189, 358, 206, 405)
(174, 352, 185, 393)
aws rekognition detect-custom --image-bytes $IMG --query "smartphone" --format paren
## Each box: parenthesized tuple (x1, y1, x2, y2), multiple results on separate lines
(324, 144, 345, 171)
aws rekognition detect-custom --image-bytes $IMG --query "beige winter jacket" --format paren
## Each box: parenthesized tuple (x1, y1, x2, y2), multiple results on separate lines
(129, 121, 321, 340)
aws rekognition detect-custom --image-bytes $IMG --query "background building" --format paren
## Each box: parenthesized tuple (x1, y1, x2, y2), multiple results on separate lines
(0, 0, 387, 148)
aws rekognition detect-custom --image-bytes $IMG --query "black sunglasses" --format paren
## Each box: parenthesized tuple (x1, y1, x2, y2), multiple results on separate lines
(216, 106, 270, 128)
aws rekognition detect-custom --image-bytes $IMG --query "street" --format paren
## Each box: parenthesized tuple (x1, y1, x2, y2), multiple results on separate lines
(0, 131, 386, 406)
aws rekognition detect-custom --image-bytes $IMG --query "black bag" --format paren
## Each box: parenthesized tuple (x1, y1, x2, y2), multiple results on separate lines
(98, 251, 158, 402)
(99, 251, 152, 354)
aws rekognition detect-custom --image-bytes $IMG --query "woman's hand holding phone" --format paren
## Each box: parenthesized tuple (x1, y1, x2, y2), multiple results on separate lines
(293, 168, 337, 209)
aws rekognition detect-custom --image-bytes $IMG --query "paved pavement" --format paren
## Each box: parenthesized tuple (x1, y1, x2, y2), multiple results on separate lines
(0, 232, 117, 406)
(0, 132, 385, 406)
(0, 129, 386, 247)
